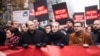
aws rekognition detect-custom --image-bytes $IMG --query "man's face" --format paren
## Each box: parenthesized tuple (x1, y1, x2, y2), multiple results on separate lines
(93, 20, 100, 30)
(7, 21, 12, 26)
(27, 22, 36, 31)
(33, 20, 39, 27)
(74, 23, 82, 32)
(52, 23, 59, 33)
(12, 21, 19, 28)
(45, 26, 51, 33)
(66, 21, 73, 28)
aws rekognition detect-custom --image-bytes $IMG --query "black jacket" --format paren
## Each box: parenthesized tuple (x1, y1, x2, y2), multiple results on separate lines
(91, 29, 100, 45)
(14, 28, 22, 38)
(97, 31, 100, 44)
(20, 30, 47, 45)
(37, 27, 46, 34)
(0, 29, 6, 46)
(47, 30, 68, 45)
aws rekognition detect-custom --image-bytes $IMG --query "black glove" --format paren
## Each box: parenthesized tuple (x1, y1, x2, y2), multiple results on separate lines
(36, 43, 41, 48)
(42, 43, 47, 47)
(59, 44, 64, 48)
(22, 44, 29, 49)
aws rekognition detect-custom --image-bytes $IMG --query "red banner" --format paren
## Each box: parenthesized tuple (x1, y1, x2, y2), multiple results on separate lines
(0, 45, 100, 56)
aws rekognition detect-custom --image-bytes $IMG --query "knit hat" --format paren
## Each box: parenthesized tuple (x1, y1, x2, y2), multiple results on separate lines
(66, 18, 74, 25)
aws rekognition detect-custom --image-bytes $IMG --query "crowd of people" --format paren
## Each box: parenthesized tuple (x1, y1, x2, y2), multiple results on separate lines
(0, 18, 100, 48)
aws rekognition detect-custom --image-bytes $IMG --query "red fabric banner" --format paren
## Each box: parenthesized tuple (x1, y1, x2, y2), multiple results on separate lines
(0, 45, 100, 56)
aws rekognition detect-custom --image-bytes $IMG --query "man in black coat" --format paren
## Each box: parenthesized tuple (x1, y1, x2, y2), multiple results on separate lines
(92, 20, 100, 45)
(20, 21, 47, 48)
(63, 19, 74, 45)
(11, 20, 22, 37)
(65, 19, 74, 34)
(47, 22, 68, 47)
(97, 30, 100, 45)
(32, 18, 46, 33)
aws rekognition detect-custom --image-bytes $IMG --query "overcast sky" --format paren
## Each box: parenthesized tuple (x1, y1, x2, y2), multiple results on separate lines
(68, 0, 99, 12)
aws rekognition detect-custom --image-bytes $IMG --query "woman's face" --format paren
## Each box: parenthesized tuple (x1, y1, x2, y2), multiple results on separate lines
(6, 30, 14, 38)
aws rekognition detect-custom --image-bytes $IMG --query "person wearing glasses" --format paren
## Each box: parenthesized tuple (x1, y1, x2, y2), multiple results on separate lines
(69, 22, 94, 46)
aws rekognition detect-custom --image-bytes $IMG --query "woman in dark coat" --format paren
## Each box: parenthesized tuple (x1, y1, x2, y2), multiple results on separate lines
(5, 27, 20, 48)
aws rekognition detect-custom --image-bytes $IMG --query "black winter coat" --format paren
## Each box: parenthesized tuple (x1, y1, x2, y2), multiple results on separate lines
(20, 30, 47, 45)
(47, 30, 68, 45)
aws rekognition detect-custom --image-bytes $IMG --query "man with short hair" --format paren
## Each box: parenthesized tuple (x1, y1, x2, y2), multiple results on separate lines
(21, 21, 47, 48)
(65, 19, 74, 34)
(92, 20, 100, 45)
(64, 19, 74, 45)
(11, 20, 19, 29)
(45, 25, 51, 34)
(32, 18, 46, 33)
(69, 22, 94, 46)
(11, 20, 21, 37)
(47, 22, 68, 47)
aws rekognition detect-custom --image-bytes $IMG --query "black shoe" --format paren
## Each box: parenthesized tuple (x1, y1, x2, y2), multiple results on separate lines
(59, 44, 64, 48)
(42, 43, 47, 47)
